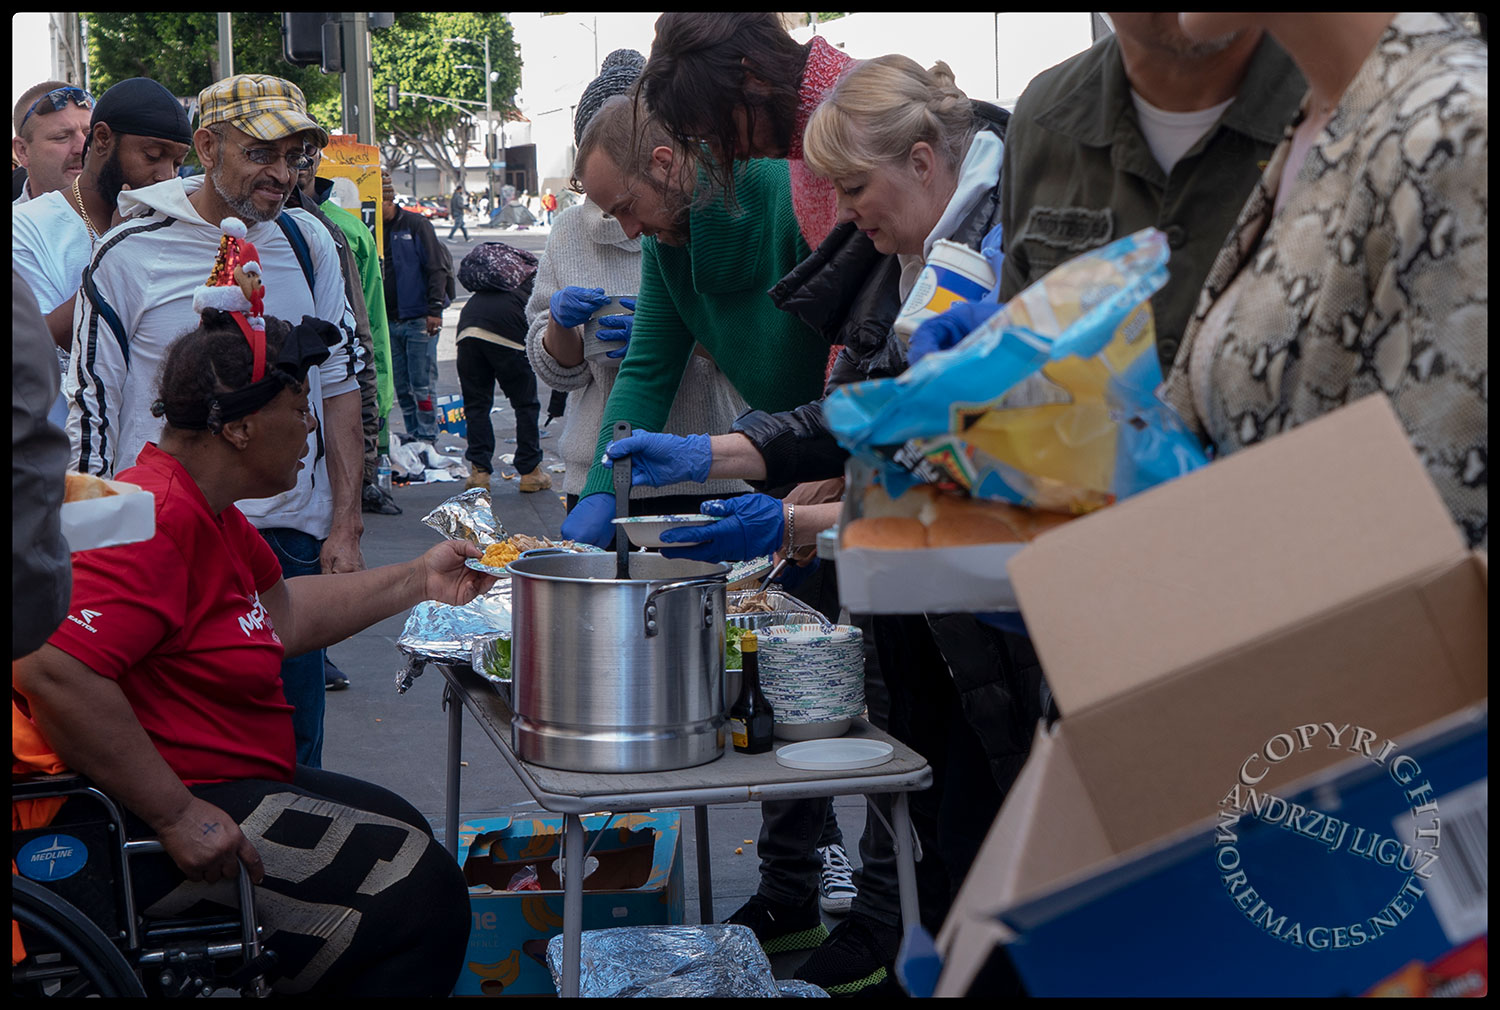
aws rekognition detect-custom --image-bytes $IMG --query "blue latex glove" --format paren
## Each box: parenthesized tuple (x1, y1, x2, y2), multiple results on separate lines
(603, 431, 712, 487)
(907, 299, 1005, 366)
(595, 297, 637, 359)
(549, 285, 611, 328)
(979, 221, 1005, 304)
(559, 492, 618, 548)
(659, 495, 785, 562)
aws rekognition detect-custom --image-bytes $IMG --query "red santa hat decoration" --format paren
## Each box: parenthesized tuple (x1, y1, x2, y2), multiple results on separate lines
(193, 217, 266, 325)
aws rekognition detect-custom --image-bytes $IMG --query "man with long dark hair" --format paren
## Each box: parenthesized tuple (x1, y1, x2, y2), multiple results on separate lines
(638, 12, 853, 252)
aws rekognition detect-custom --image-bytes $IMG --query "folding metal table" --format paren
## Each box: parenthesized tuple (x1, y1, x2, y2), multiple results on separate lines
(433, 662, 933, 997)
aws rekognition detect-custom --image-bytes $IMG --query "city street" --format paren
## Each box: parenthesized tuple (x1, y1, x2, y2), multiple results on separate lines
(323, 218, 870, 963)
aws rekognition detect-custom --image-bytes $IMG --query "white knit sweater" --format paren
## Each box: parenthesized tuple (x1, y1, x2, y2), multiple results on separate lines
(525, 200, 751, 499)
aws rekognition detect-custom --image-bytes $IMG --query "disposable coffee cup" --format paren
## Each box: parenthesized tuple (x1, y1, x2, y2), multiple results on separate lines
(892, 240, 995, 342)
(583, 294, 636, 362)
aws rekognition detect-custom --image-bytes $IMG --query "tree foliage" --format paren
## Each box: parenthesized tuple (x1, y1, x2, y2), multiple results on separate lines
(372, 13, 522, 192)
(83, 13, 341, 124)
(82, 12, 522, 188)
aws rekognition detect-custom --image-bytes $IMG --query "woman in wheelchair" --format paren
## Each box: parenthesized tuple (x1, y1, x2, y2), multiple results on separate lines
(13, 310, 496, 997)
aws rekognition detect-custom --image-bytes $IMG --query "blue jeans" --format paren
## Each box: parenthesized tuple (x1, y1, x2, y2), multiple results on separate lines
(260, 528, 326, 768)
(389, 317, 439, 441)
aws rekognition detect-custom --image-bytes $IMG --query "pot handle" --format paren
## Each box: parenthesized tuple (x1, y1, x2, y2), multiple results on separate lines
(642, 578, 722, 638)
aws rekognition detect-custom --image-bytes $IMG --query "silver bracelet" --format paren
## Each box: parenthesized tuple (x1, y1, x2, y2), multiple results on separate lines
(783, 503, 796, 555)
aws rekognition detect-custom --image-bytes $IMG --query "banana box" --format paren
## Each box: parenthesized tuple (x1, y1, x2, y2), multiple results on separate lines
(455, 812, 684, 997)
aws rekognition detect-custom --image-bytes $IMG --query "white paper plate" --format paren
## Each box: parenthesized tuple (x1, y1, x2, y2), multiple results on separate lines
(611, 514, 714, 548)
(775, 739, 894, 771)
(465, 558, 512, 577)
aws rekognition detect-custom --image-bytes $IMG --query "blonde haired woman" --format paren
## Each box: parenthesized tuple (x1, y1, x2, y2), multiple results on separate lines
(603, 55, 1032, 998)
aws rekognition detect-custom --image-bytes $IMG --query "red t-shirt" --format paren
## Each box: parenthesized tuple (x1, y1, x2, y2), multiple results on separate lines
(46, 443, 295, 786)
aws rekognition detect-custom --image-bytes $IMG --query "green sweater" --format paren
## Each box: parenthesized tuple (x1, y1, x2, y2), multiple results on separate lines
(582, 159, 829, 497)
(325, 201, 395, 420)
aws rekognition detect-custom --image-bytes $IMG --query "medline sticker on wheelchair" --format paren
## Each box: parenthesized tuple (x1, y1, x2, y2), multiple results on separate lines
(16, 833, 90, 881)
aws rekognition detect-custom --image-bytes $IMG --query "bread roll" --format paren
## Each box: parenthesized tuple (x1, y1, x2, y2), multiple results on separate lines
(843, 517, 928, 550)
(64, 472, 117, 503)
(860, 482, 938, 520)
(925, 513, 1024, 546)
(930, 493, 1074, 543)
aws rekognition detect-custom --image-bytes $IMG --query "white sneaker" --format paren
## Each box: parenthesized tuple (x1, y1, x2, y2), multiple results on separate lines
(817, 844, 858, 915)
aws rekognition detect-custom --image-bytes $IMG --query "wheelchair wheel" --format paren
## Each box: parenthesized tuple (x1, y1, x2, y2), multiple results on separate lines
(11, 875, 145, 997)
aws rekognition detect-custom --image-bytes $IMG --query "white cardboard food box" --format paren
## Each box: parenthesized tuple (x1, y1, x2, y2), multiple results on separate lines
(932, 394, 1488, 995)
(834, 459, 1026, 613)
(60, 480, 155, 552)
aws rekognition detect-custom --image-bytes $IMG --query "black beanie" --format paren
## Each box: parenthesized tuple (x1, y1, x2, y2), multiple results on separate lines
(91, 77, 193, 146)
(574, 49, 647, 145)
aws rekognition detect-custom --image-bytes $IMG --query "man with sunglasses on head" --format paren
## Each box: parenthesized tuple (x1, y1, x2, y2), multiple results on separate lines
(14, 78, 192, 366)
(68, 74, 365, 771)
(12, 80, 93, 204)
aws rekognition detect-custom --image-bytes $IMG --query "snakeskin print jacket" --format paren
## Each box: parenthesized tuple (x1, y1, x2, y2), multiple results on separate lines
(1163, 12, 1487, 549)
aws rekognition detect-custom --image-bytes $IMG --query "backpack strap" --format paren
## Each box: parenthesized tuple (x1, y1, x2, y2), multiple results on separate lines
(276, 211, 316, 294)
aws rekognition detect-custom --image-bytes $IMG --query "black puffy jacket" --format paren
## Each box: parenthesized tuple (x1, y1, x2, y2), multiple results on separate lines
(733, 100, 1010, 490)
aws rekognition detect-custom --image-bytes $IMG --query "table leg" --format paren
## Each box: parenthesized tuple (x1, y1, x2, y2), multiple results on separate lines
(892, 793, 920, 933)
(694, 805, 713, 925)
(562, 813, 585, 998)
(444, 682, 462, 859)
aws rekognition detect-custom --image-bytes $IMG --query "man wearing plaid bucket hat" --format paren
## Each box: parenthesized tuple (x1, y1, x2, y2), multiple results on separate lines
(68, 73, 365, 770)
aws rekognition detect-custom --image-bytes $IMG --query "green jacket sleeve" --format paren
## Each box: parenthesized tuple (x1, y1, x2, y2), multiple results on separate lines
(580, 240, 696, 498)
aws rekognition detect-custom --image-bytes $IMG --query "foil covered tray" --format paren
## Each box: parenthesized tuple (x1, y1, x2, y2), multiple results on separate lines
(544, 924, 827, 997)
(725, 588, 831, 631)
(395, 580, 513, 694)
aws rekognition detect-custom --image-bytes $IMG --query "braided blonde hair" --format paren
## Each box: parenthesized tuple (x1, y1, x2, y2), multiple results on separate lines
(803, 56, 975, 180)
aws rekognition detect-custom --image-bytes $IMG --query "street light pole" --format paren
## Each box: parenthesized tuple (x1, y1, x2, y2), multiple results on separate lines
(484, 34, 496, 219)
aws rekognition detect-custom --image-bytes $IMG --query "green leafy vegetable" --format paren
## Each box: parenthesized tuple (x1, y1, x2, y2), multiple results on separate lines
(480, 636, 512, 681)
(724, 625, 747, 671)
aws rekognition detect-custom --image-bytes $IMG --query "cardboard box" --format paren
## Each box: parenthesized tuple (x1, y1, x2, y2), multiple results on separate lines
(932, 395, 1488, 997)
(438, 393, 468, 438)
(454, 811, 684, 997)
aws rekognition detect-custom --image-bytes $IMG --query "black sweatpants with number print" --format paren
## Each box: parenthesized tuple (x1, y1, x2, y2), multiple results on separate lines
(121, 767, 469, 997)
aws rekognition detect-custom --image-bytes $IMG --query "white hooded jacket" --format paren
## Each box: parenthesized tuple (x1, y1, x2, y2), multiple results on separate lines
(66, 175, 362, 539)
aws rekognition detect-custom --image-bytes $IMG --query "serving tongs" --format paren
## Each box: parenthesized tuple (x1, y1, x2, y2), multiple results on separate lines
(612, 420, 632, 580)
(740, 556, 790, 610)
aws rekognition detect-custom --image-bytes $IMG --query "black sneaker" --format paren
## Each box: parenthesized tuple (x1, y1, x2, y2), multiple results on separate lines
(324, 656, 350, 691)
(796, 915, 901, 997)
(818, 843, 858, 915)
(724, 893, 829, 955)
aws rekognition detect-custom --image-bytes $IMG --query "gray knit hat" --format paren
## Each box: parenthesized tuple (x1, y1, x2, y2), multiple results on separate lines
(574, 49, 646, 145)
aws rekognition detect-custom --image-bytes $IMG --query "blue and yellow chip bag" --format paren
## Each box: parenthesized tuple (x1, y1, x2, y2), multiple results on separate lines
(825, 228, 1207, 513)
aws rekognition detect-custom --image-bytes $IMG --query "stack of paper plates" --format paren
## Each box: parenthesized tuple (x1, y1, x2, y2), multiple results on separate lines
(756, 623, 865, 730)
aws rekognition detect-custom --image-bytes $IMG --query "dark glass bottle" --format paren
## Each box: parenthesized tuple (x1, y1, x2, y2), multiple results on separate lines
(728, 631, 774, 754)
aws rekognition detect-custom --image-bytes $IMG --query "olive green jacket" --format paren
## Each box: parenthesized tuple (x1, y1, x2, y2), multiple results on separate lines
(997, 32, 1306, 372)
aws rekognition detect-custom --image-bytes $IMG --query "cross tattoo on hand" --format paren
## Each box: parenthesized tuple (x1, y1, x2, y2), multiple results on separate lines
(202, 822, 221, 835)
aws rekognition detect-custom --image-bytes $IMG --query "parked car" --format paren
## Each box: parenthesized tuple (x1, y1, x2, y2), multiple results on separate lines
(419, 199, 450, 220)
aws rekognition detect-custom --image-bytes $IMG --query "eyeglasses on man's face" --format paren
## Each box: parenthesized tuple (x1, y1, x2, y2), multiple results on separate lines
(19, 86, 94, 132)
(215, 131, 316, 172)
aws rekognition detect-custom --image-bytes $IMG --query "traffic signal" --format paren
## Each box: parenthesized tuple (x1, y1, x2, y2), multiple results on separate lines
(485, 133, 497, 160)
(282, 13, 332, 67)
(319, 20, 343, 74)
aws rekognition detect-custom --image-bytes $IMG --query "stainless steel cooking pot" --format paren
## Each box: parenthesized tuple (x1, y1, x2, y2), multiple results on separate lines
(507, 550, 730, 772)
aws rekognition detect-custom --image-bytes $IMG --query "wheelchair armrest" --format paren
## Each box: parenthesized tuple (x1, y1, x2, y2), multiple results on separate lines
(11, 770, 95, 800)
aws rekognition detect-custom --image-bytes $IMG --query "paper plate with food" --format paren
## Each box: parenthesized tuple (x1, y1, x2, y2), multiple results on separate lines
(464, 533, 603, 576)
